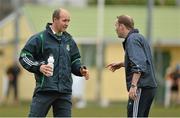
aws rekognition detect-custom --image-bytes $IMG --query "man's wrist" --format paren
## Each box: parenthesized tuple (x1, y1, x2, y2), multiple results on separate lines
(131, 84, 137, 88)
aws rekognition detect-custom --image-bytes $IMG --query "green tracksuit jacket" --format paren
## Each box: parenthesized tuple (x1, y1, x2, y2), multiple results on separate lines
(19, 23, 83, 94)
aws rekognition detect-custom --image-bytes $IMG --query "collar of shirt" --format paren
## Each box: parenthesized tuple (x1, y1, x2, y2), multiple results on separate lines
(49, 25, 62, 36)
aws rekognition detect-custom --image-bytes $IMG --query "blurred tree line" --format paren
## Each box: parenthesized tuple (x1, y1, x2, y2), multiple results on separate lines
(89, 0, 180, 6)
(0, 0, 179, 20)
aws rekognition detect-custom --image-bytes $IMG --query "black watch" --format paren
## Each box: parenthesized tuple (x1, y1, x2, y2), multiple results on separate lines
(131, 84, 137, 88)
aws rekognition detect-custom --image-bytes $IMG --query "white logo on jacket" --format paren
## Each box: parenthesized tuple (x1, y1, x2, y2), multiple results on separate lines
(66, 44, 70, 51)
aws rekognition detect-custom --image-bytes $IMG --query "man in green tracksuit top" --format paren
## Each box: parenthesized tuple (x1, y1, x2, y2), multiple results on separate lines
(19, 8, 89, 117)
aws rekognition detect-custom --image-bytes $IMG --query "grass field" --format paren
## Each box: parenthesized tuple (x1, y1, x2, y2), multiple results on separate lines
(0, 101, 180, 117)
(24, 4, 180, 42)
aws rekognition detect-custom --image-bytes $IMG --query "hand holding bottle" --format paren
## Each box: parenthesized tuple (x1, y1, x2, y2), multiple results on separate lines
(40, 55, 54, 77)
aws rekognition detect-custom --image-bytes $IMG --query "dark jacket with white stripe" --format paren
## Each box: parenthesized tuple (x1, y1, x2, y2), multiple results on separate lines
(122, 29, 157, 91)
(19, 23, 82, 94)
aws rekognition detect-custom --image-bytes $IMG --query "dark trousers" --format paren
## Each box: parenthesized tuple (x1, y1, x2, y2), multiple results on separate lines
(29, 91, 72, 117)
(127, 88, 156, 117)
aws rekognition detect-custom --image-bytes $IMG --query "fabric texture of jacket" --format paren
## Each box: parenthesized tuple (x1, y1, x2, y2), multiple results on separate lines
(19, 23, 83, 94)
(122, 29, 157, 91)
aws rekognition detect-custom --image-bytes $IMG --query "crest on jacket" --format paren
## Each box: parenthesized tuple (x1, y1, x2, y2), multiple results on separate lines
(66, 44, 70, 51)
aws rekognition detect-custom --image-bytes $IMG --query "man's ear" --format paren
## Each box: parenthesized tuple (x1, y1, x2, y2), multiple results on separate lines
(53, 17, 59, 22)
(121, 24, 127, 30)
(53, 18, 57, 22)
(119, 24, 123, 29)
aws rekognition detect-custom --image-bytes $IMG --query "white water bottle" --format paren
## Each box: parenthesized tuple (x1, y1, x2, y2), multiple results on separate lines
(47, 55, 54, 76)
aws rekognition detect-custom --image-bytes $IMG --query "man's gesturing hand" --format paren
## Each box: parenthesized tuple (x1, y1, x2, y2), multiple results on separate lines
(106, 62, 124, 72)
(80, 66, 89, 80)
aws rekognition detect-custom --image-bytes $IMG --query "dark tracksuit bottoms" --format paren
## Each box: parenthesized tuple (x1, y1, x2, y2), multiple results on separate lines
(29, 91, 72, 117)
(127, 88, 156, 117)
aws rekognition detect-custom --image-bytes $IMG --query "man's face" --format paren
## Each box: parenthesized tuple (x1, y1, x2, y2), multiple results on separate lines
(54, 11, 70, 32)
(115, 20, 124, 38)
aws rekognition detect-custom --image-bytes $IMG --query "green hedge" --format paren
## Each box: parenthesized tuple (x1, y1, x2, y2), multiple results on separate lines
(88, 0, 177, 6)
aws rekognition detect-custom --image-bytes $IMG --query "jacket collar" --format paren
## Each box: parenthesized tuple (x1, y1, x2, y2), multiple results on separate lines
(46, 23, 64, 40)
(122, 29, 139, 49)
(46, 23, 55, 36)
(45, 23, 72, 42)
(125, 28, 139, 41)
